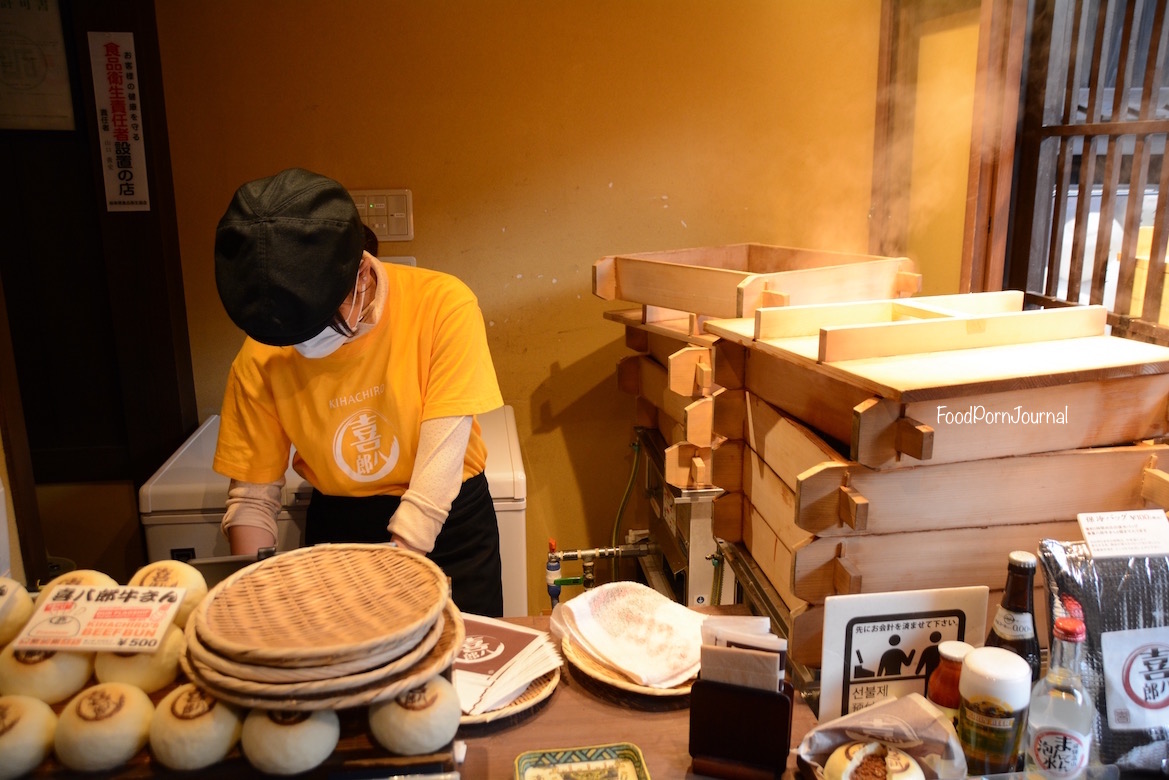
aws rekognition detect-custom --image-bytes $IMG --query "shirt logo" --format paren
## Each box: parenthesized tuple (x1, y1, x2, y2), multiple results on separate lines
(332, 409, 398, 482)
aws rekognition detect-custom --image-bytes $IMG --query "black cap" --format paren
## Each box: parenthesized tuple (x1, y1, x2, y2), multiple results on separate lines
(215, 168, 363, 346)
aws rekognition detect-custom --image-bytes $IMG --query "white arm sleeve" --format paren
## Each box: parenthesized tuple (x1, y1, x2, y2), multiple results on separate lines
(388, 415, 472, 553)
(221, 478, 282, 546)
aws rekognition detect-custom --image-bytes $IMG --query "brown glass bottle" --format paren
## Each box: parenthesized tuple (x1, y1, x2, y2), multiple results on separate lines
(985, 550, 1041, 683)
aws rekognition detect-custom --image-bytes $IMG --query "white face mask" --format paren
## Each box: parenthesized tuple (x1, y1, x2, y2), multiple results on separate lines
(294, 270, 366, 359)
(293, 326, 350, 359)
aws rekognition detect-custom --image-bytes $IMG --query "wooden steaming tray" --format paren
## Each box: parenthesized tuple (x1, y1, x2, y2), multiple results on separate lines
(192, 543, 448, 667)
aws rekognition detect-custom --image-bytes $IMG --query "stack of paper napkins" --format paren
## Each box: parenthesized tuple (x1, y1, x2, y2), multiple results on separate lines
(550, 581, 709, 689)
(453, 614, 562, 716)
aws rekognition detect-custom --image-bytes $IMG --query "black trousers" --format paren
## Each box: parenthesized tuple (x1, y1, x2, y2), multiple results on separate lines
(305, 472, 504, 617)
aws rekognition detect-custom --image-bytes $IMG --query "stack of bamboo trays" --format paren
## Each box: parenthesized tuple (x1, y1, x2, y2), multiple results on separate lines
(596, 244, 1169, 674)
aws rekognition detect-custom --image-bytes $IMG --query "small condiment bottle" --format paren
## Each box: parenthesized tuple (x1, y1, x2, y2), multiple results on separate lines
(928, 640, 973, 731)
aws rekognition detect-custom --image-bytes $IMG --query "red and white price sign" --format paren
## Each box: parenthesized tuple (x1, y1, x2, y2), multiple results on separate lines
(12, 585, 184, 654)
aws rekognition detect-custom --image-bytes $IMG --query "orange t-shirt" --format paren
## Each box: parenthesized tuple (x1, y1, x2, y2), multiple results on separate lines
(213, 262, 502, 495)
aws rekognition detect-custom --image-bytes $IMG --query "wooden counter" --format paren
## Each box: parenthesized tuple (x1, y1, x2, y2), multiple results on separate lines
(459, 615, 818, 779)
(28, 614, 817, 778)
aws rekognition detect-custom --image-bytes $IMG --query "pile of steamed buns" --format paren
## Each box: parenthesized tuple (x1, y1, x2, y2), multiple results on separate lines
(0, 561, 461, 778)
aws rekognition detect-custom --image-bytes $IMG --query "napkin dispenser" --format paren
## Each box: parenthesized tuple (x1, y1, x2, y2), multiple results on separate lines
(688, 676, 794, 779)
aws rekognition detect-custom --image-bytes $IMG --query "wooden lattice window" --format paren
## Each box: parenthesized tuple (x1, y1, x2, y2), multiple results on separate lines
(1006, 0, 1168, 343)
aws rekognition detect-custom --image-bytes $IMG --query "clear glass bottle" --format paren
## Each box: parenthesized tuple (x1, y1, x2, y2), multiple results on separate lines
(1025, 616, 1094, 778)
(928, 640, 972, 732)
(986, 550, 1041, 682)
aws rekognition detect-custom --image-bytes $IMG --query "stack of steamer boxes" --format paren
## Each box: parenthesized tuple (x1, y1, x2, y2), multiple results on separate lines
(594, 243, 1169, 689)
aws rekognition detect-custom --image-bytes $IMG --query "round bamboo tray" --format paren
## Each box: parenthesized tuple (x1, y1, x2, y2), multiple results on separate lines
(561, 635, 692, 697)
(459, 667, 561, 725)
(185, 602, 449, 697)
(184, 596, 443, 684)
(193, 543, 448, 668)
(180, 600, 466, 711)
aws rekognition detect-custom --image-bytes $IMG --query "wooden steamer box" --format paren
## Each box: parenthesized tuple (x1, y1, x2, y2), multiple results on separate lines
(706, 292, 1169, 670)
(596, 250, 1169, 684)
(594, 242, 922, 658)
(598, 241, 921, 493)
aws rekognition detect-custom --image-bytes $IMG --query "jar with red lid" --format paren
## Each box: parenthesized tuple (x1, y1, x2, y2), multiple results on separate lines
(928, 640, 973, 731)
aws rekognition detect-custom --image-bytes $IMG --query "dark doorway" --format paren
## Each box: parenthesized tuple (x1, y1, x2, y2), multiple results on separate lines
(0, 0, 196, 586)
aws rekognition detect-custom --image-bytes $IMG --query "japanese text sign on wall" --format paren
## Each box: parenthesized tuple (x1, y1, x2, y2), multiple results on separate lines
(13, 585, 184, 653)
(87, 31, 150, 212)
(820, 586, 989, 720)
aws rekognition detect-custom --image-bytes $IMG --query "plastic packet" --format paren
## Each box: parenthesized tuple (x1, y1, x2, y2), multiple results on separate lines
(1037, 539, 1169, 771)
(796, 693, 966, 780)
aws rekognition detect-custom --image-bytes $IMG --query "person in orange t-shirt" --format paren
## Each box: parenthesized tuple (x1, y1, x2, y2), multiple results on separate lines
(212, 167, 505, 616)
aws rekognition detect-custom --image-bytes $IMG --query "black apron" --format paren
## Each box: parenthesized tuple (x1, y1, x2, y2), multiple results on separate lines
(304, 472, 504, 617)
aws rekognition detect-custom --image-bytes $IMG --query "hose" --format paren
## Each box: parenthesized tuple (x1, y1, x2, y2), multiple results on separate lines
(611, 438, 642, 581)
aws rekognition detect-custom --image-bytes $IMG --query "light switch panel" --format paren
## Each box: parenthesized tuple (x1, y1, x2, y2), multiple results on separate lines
(349, 188, 414, 242)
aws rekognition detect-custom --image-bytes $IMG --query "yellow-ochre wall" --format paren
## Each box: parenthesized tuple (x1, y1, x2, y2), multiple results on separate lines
(152, 0, 885, 613)
(909, 7, 982, 296)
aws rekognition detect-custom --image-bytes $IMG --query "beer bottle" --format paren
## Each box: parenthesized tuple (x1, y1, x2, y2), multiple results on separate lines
(986, 550, 1041, 682)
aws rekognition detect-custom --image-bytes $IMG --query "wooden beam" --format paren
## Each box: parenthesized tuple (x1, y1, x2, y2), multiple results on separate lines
(896, 270, 923, 295)
(615, 256, 754, 318)
(741, 448, 814, 552)
(662, 442, 713, 489)
(760, 289, 790, 308)
(603, 308, 720, 348)
(741, 503, 810, 613)
(895, 417, 934, 461)
(819, 305, 1108, 363)
(838, 486, 869, 531)
(1141, 466, 1169, 510)
(752, 290, 1026, 341)
(624, 324, 648, 353)
(757, 301, 899, 340)
(616, 355, 640, 396)
(592, 255, 616, 299)
(744, 392, 845, 489)
(626, 355, 716, 447)
(743, 348, 871, 445)
(792, 520, 1083, 602)
(833, 555, 863, 595)
(667, 346, 714, 397)
(797, 442, 1167, 536)
(853, 373, 1169, 469)
(738, 258, 916, 316)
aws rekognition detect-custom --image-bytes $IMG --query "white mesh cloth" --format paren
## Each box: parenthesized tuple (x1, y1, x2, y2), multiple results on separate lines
(549, 581, 706, 688)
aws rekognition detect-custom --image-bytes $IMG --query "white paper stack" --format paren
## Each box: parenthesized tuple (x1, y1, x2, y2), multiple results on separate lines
(453, 614, 562, 716)
(699, 615, 787, 692)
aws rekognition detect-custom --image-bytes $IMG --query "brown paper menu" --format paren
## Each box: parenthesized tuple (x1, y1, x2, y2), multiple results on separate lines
(453, 614, 561, 716)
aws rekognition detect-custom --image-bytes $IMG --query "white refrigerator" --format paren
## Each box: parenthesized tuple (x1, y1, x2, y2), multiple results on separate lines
(138, 405, 528, 616)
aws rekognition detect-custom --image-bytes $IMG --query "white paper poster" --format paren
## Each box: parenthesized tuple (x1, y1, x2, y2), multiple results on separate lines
(1101, 626, 1169, 730)
(0, 0, 74, 130)
(820, 585, 989, 720)
(88, 30, 150, 212)
(1077, 509, 1169, 559)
